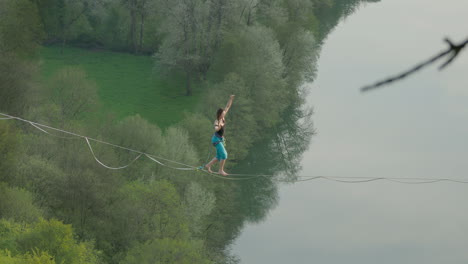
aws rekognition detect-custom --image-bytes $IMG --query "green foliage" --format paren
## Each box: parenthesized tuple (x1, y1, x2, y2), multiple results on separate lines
(0, 249, 56, 264)
(0, 249, 20, 264)
(256, 0, 319, 90)
(61, 0, 95, 44)
(14, 128, 122, 240)
(104, 115, 164, 180)
(202, 181, 244, 252)
(0, 54, 38, 115)
(0, 0, 44, 57)
(0, 219, 99, 263)
(35, 0, 161, 52)
(13, 154, 63, 208)
(47, 66, 99, 121)
(183, 182, 216, 235)
(281, 0, 317, 29)
(33, 0, 65, 42)
(0, 183, 42, 223)
(121, 238, 212, 264)
(22, 250, 56, 264)
(100, 115, 200, 181)
(34, 0, 99, 47)
(156, 0, 225, 95)
(280, 29, 317, 90)
(159, 127, 199, 177)
(314, 0, 365, 40)
(30, 144, 121, 237)
(98, 6, 125, 50)
(10, 112, 203, 262)
(100, 180, 189, 262)
(16, 219, 100, 264)
(177, 113, 213, 162)
(0, 123, 19, 183)
(210, 25, 286, 129)
(11, 139, 118, 260)
(0, 219, 23, 255)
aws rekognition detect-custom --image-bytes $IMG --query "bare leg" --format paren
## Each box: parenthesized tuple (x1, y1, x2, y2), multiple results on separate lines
(205, 158, 218, 173)
(218, 159, 228, 176)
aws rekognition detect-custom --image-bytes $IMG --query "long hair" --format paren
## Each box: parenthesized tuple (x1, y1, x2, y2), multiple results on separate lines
(216, 108, 224, 121)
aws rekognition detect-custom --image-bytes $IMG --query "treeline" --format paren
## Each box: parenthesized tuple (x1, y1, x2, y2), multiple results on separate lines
(0, 0, 375, 263)
(33, 0, 332, 95)
(33, 0, 333, 53)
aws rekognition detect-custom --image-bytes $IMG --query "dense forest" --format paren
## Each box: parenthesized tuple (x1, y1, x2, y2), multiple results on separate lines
(0, 0, 377, 263)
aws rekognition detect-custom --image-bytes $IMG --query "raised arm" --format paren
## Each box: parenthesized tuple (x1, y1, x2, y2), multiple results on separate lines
(222, 95, 235, 118)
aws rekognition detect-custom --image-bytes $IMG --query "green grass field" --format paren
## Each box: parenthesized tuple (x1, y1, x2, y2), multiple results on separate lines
(40, 46, 202, 128)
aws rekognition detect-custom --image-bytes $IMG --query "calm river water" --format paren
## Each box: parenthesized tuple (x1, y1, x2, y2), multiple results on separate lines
(233, 0, 468, 263)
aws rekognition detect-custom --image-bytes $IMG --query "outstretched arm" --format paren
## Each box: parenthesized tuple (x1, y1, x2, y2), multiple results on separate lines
(222, 95, 235, 118)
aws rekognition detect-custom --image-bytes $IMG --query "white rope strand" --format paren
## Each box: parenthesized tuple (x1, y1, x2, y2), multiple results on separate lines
(2, 112, 468, 184)
(145, 153, 199, 169)
(85, 137, 142, 170)
(29, 122, 78, 139)
(145, 154, 196, 171)
(198, 169, 256, 181)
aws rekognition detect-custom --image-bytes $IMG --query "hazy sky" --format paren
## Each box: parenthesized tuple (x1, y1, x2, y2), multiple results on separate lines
(234, 0, 468, 263)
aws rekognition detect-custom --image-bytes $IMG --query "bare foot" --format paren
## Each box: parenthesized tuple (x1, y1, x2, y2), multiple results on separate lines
(219, 171, 228, 176)
(205, 165, 213, 173)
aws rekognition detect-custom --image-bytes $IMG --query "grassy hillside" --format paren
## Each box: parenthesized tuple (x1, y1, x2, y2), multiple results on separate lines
(39, 46, 202, 128)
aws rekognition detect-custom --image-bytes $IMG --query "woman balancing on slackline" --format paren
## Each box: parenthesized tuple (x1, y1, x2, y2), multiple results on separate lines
(205, 95, 235, 176)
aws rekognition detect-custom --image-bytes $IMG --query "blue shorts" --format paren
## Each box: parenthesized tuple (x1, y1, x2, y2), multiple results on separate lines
(211, 135, 227, 160)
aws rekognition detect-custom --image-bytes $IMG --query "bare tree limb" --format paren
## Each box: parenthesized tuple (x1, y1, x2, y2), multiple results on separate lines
(361, 36, 468, 92)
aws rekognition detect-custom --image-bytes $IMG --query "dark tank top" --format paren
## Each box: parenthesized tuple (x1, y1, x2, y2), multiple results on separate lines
(215, 119, 225, 137)
(217, 126, 225, 137)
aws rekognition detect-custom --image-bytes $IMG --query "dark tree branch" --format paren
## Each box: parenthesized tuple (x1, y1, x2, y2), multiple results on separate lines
(361, 36, 468, 92)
